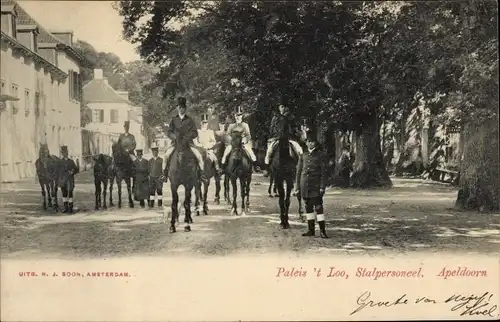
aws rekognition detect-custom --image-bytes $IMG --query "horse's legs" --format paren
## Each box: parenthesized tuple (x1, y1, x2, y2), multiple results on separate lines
(231, 178, 238, 215)
(214, 173, 221, 204)
(194, 180, 201, 216)
(297, 190, 305, 222)
(94, 178, 101, 210)
(284, 179, 292, 229)
(246, 173, 251, 210)
(40, 182, 47, 210)
(184, 185, 193, 230)
(51, 181, 59, 212)
(225, 175, 231, 204)
(275, 177, 286, 228)
(117, 176, 122, 208)
(102, 180, 108, 209)
(170, 183, 179, 233)
(203, 180, 209, 216)
(240, 177, 246, 216)
(268, 175, 274, 197)
(126, 177, 134, 208)
(109, 177, 114, 207)
(45, 183, 53, 208)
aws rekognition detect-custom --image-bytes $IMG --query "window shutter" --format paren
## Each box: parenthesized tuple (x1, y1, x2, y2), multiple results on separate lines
(68, 70, 73, 99)
(99, 109, 104, 123)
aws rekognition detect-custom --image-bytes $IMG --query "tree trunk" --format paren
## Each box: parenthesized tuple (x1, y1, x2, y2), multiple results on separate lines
(350, 113, 392, 188)
(455, 118, 499, 211)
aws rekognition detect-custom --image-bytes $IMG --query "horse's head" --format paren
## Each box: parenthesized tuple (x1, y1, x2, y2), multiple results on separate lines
(39, 143, 49, 158)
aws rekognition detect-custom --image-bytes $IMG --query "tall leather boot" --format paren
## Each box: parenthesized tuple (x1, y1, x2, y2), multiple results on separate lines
(149, 199, 154, 208)
(68, 202, 74, 214)
(158, 199, 163, 208)
(62, 202, 69, 213)
(318, 221, 328, 238)
(302, 219, 315, 237)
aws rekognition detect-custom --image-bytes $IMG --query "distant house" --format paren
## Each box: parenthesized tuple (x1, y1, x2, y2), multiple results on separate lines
(83, 68, 146, 155)
(0, 0, 87, 182)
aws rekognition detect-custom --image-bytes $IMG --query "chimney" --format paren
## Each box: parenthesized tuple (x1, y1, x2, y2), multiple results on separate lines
(117, 90, 129, 101)
(50, 30, 73, 46)
(1, 4, 18, 38)
(94, 69, 103, 79)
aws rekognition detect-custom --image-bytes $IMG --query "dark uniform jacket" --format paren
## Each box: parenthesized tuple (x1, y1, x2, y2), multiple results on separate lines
(58, 157, 79, 189)
(118, 133, 137, 153)
(296, 147, 327, 198)
(167, 114, 198, 148)
(148, 156, 164, 181)
(133, 158, 150, 200)
(270, 113, 299, 140)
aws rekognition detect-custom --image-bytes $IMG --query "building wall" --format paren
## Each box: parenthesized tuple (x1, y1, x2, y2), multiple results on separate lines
(0, 44, 53, 181)
(84, 102, 129, 134)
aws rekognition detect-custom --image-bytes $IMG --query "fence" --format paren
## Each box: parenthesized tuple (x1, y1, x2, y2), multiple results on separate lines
(81, 129, 120, 171)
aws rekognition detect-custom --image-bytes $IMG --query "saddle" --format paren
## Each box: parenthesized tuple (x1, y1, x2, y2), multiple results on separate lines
(229, 144, 252, 162)
(270, 141, 298, 161)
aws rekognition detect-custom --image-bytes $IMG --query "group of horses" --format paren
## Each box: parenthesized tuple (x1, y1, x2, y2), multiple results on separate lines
(35, 131, 305, 234)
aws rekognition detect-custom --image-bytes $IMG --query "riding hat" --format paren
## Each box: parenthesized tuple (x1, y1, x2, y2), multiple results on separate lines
(124, 120, 130, 127)
(201, 113, 209, 123)
(234, 106, 243, 116)
(305, 128, 318, 142)
(136, 149, 143, 154)
(60, 145, 68, 153)
(177, 96, 187, 107)
(151, 144, 159, 151)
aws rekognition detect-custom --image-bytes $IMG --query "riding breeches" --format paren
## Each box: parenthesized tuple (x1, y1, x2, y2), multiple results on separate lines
(303, 196, 325, 222)
(264, 139, 303, 164)
(149, 178, 163, 199)
(221, 144, 257, 164)
(164, 145, 205, 171)
(206, 149, 218, 164)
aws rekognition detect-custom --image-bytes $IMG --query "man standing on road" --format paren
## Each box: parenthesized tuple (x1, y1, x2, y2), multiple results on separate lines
(133, 149, 150, 208)
(59, 145, 79, 214)
(148, 145, 164, 208)
(263, 104, 303, 177)
(295, 128, 329, 238)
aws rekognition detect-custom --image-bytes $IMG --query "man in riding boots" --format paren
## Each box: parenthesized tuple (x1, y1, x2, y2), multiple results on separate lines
(133, 149, 150, 208)
(221, 108, 258, 168)
(295, 128, 329, 238)
(59, 145, 79, 213)
(195, 114, 222, 174)
(148, 145, 164, 208)
(118, 121, 137, 162)
(263, 104, 303, 177)
(163, 96, 206, 181)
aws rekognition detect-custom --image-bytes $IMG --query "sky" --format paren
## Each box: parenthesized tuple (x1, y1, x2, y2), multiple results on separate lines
(18, 0, 141, 62)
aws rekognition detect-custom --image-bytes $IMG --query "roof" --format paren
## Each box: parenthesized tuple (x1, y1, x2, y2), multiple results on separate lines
(1, 0, 88, 66)
(83, 79, 133, 104)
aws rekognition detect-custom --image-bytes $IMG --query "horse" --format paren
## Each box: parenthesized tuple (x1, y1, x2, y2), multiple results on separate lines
(213, 140, 225, 204)
(111, 143, 134, 208)
(269, 138, 304, 229)
(164, 140, 198, 233)
(35, 143, 61, 212)
(224, 131, 253, 216)
(268, 174, 278, 197)
(193, 147, 219, 216)
(93, 153, 115, 210)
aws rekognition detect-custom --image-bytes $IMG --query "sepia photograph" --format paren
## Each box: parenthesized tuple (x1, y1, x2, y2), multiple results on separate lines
(1, 0, 499, 320)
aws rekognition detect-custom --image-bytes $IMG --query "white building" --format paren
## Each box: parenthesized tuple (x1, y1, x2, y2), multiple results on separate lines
(0, 0, 86, 182)
(83, 69, 147, 155)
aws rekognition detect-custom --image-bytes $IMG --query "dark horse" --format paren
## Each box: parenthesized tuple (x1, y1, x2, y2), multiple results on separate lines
(164, 141, 198, 233)
(35, 143, 61, 212)
(111, 143, 134, 208)
(194, 147, 219, 216)
(224, 132, 253, 216)
(269, 138, 304, 229)
(93, 153, 115, 210)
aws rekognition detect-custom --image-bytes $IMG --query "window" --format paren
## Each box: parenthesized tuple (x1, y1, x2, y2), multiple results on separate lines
(11, 84, 19, 113)
(92, 109, 104, 123)
(68, 70, 82, 102)
(110, 109, 119, 123)
(24, 89, 31, 115)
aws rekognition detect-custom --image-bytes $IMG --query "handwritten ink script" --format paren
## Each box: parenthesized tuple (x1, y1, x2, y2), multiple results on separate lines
(18, 271, 132, 278)
(351, 291, 498, 317)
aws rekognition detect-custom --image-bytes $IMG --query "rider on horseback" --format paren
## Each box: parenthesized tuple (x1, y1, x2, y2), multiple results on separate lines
(164, 96, 206, 181)
(117, 121, 137, 162)
(195, 113, 222, 175)
(263, 104, 303, 176)
(221, 107, 258, 168)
